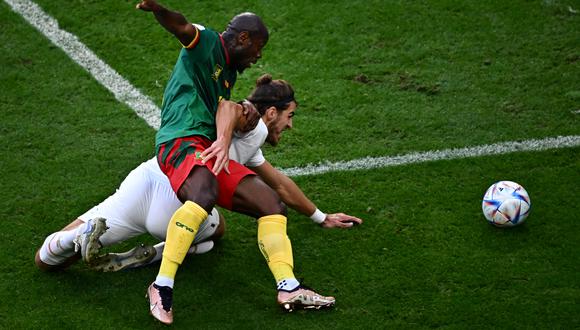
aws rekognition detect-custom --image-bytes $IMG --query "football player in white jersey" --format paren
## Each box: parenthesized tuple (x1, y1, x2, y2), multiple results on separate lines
(35, 74, 362, 294)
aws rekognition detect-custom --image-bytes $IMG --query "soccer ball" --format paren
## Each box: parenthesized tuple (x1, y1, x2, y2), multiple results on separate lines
(482, 181, 531, 227)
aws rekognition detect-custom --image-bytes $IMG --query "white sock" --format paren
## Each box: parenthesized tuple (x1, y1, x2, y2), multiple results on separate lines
(155, 275, 174, 288)
(38, 229, 79, 265)
(277, 278, 300, 291)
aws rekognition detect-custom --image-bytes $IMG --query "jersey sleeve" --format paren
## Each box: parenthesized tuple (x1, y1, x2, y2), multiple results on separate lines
(229, 119, 268, 166)
(244, 148, 266, 168)
(183, 24, 203, 49)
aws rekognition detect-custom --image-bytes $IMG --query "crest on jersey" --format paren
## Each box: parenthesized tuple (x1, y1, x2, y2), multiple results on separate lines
(212, 64, 223, 81)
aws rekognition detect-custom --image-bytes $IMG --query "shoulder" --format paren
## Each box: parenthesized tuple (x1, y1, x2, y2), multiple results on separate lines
(234, 119, 267, 145)
(183, 24, 218, 50)
(192, 23, 206, 31)
(255, 119, 268, 146)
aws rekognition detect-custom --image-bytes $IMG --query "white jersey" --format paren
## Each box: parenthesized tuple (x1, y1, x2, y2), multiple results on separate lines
(78, 121, 268, 246)
(230, 119, 268, 167)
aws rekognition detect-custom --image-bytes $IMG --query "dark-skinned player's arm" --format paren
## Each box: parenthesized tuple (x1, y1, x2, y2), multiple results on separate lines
(201, 101, 258, 175)
(136, 0, 197, 46)
(250, 162, 363, 228)
(235, 101, 261, 133)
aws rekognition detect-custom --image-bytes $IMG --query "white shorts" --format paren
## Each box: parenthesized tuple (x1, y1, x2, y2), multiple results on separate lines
(78, 158, 220, 247)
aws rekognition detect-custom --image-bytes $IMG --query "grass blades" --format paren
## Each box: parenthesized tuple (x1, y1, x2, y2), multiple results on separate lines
(1, 0, 578, 328)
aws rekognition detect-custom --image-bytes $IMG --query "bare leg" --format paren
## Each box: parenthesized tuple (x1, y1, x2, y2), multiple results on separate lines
(231, 175, 287, 217)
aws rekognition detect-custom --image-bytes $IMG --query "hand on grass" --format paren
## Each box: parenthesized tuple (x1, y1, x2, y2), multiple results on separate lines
(321, 213, 363, 228)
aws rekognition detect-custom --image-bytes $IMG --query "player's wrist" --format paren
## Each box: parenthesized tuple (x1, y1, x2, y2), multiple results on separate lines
(310, 208, 326, 224)
(214, 134, 231, 147)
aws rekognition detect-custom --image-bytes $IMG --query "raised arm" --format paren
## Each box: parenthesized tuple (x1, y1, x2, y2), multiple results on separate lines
(136, 0, 197, 46)
(251, 161, 363, 228)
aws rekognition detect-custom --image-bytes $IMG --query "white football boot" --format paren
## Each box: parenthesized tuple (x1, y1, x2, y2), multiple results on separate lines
(73, 217, 108, 264)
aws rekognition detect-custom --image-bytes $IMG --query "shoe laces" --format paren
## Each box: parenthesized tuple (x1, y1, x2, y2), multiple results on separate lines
(154, 284, 173, 312)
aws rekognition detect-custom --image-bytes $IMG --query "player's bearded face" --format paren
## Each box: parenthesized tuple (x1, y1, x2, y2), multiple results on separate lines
(266, 102, 296, 146)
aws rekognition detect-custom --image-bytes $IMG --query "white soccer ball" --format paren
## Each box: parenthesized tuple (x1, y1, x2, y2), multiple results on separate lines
(482, 181, 531, 227)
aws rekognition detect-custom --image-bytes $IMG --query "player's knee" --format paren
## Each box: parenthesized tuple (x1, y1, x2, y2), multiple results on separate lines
(275, 200, 288, 217)
(212, 212, 226, 240)
(259, 199, 287, 217)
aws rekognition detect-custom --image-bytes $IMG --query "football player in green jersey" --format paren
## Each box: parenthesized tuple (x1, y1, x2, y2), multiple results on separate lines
(137, 1, 336, 324)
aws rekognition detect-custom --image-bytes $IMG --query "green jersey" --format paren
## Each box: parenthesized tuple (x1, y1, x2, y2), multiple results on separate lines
(155, 24, 237, 147)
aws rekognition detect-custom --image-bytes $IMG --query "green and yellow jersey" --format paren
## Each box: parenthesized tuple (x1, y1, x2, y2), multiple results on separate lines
(155, 24, 237, 147)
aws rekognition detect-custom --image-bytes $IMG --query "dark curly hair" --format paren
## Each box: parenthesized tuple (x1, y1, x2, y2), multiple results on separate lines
(247, 74, 296, 115)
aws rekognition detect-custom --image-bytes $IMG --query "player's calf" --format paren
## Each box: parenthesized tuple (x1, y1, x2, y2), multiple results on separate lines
(35, 218, 92, 271)
(34, 248, 81, 272)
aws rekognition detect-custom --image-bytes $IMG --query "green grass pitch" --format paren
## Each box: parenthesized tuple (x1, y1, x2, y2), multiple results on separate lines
(1, 0, 578, 328)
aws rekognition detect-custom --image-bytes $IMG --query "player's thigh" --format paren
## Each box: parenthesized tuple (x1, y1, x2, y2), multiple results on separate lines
(60, 219, 85, 231)
(177, 165, 219, 211)
(231, 175, 286, 218)
(78, 166, 152, 246)
(145, 180, 183, 241)
(145, 178, 225, 242)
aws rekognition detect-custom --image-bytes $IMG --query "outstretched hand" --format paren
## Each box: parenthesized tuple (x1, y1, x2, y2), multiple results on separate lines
(136, 0, 159, 11)
(320, 213, 363, 228)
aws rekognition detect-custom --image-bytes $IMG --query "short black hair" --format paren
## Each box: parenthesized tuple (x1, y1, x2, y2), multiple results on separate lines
(224, 12, 269, 42)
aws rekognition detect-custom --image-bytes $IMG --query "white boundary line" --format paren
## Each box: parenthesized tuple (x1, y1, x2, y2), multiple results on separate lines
(4, 0, 161, 130)
(6, 0, 579, 177)
(281, 136, 580, 177)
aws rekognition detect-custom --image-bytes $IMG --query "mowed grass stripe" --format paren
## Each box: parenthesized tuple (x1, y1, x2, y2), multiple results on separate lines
(6, 0, 579, 179)
(3, 0, 161, 129)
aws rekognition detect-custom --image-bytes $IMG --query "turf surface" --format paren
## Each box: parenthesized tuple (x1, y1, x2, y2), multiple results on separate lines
(1, 0, 578, 328)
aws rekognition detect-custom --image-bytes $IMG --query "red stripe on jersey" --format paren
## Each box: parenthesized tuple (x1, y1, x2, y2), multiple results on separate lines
(219, 34, 230, 66)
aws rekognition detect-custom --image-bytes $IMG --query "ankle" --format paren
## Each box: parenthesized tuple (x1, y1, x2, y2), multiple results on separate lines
(277, 278, 300, 292)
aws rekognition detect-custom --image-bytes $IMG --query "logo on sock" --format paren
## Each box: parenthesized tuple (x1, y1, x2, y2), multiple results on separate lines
(176, 221, 194, 233)
(258, 241, 269, 262)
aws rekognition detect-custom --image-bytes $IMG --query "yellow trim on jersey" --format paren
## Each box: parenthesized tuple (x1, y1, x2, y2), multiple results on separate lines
(183, 25, 200, 49)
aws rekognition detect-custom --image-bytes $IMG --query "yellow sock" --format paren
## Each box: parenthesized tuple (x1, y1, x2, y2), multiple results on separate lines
(158, 201, 208, 280)
(257, 215, 295, 283)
